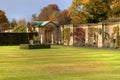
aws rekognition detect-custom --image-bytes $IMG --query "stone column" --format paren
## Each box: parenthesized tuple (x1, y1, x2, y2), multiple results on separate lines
(54, 30, 57, 44)
(38, 27, 41, 42)
(97, 24, 103, 48)
(85, 26, 88, 44)
(41, 34, 43, 44)
(69, 25, 74, 46)
(41, 28, 45, 44)
(58, 26, 62, 44)
(60, 26, 63, 44)
(51, 33, 54, 44)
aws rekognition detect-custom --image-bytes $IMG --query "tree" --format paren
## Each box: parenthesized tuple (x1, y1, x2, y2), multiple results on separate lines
(10, 18, 17, 29)
(0, 10, 9, 32)
(17, 18, 26, 26)
(68, 0, 112, 23)
(38, 4, 60, 21)
(68, 0, 90, 24)
(12, 25, 27, 33)
(48, 9, 71, 25)
(110, 0, 120, 17)
(12, 19, 27, 33)
(49, 11, 59, 21)
(84, 0, 111, 23)
(26, 22, 34, 32)
(31, 13, 38, 22)
(59, 9, 71, 25)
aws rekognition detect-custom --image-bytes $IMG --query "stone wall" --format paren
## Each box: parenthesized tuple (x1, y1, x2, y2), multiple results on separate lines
(61, 24, 73, 45)
(62, 22, 120, 48)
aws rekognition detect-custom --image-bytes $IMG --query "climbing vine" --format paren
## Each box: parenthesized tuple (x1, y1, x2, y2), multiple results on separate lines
(74, 28, 85, 44)
(88, 28, 97, 45)
(112, 26, 119, 48)
(62, 28, 70, 45)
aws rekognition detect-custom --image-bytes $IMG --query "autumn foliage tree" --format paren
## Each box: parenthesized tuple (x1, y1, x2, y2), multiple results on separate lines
(0, 10, 9, 32)
(69, 0, 120, 24)
(84, 0, 111, 23)
(38, 4, 60, 21)
(68, 0, 85, 24)
(38, 4, 71, 25)
(110, 0, 120, 17)
(59, 10, 71, 25)
(12, 19, 27, 33)
(52, 9, 71, 25)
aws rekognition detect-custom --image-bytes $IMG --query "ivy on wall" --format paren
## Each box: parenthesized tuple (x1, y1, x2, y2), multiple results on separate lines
(113, 26, 119, 48)
(88, 28, 97, 45)
(74, 28, 85, 44)
(62, 28, 70, 45)
(104, 32, 110, 40)
(111, 26, 120, 48)
(116, 26, 119, 48)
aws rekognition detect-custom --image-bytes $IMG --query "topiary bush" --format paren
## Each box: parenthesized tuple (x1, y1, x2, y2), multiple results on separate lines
(73, 43, 98, 48)
(20, 44, 51, 49)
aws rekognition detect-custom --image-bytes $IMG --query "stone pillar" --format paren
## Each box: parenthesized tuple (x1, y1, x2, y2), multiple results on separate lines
(38, 27, 41, 42)
(41, 28, 45, 44)
(58, 26, 62, 44)
(41, 34, 43, 44)
(54, 30, 57, 44)
(56, 27, 59, 44)
(97, 25, 103, 48)
(60, 25, 64, 44)
(85, 26, 88, 44)
(51, 33, 54, 44)
(69, 25, 74, 46)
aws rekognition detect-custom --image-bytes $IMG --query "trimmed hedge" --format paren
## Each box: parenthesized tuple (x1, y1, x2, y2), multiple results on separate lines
(20, 44, 51, 49)
(0, 33, 37, 45)
(73, 43, 97, 48)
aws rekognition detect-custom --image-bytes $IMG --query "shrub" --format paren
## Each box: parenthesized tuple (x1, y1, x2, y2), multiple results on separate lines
(20, 44, 51, 49)
(102, 45, 110, 48)
(73, 43, 85, 47)
(85, 44, 93, 47)
(73, 43, 98, 48)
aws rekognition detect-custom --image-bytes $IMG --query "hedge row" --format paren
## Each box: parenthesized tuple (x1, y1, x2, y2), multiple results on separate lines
(0, 33, 37, 45)
(20, 44, 51, 49)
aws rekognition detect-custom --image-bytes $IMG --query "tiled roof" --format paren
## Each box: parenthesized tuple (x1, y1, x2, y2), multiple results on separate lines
(32, 21, 59, 27)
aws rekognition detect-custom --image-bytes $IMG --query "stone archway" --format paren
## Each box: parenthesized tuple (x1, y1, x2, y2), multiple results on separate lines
(44, 25, 57, 44)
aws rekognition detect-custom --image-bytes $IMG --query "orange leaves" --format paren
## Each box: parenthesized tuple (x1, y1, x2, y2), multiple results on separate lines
(0, 10, 5, 16)
(49, 14, 56, 21)
(83, 0, 89, 5)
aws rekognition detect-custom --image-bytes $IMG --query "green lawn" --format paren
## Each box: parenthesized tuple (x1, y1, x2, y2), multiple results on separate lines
(0, 46, 120, 80)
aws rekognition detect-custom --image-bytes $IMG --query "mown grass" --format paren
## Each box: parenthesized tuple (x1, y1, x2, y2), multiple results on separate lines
(0, 46, 120, 80)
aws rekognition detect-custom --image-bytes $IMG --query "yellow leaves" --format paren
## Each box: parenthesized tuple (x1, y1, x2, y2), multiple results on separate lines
(83, 0, 89, 5)
(111, 0, 120, 9)
(68, 6, 74, 16)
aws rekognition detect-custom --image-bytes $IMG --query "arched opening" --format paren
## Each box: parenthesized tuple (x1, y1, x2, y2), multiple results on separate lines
(45, 25, 56, 44)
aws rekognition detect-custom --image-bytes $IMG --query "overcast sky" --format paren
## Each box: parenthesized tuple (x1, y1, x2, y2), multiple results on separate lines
(0, 0, 72, 21)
